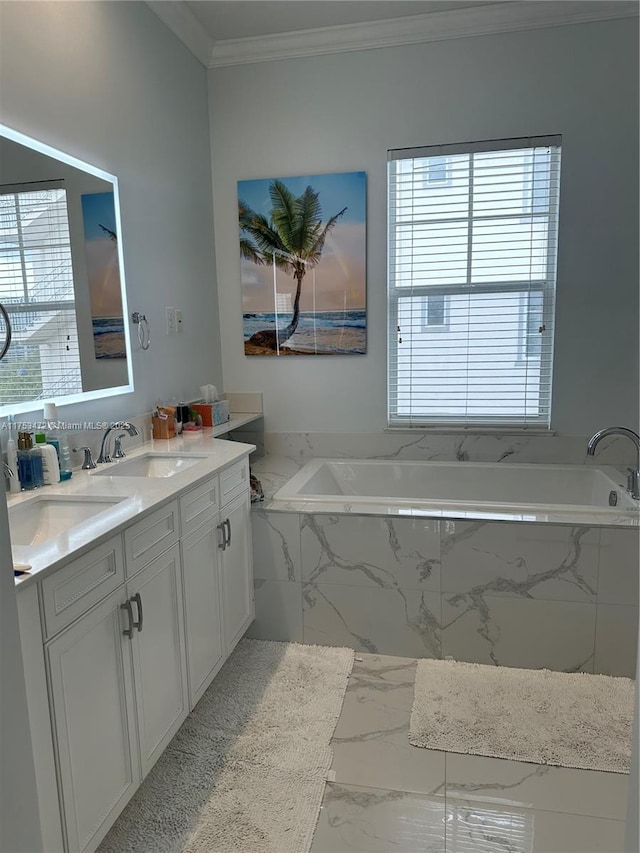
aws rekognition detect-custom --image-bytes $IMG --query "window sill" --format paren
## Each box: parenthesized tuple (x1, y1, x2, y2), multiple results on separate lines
(385, 425, 558, 436)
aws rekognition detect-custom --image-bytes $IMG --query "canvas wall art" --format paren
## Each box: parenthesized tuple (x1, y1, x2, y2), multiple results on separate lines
(238, 171, 366, 355)
(80, 191, 126, 359)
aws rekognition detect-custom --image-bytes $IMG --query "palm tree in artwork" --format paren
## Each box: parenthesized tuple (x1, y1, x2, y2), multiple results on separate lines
(239, 180, 346, 350)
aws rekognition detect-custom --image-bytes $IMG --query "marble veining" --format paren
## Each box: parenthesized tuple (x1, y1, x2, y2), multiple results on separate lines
(253, 510, 298, 581)
(258, 429, 634, 467)
(444, 526, 598, 602)
(303, 584, 380, 653)
(248, 460, 637, 674)
(303, 582, 442, 659)
(301, 514, 440, 592)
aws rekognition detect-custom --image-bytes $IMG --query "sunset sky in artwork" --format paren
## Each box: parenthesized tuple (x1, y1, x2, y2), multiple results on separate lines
(238, 171, 366, 313)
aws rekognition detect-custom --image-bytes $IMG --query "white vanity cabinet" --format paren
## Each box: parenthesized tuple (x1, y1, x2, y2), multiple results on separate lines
(17, 449, 254, 853)
(180, 477, 225, 707)
(126, 541, 188, 777)
(180, 458, 254, 707)
(46, 587, 140, 853)
(44, 512, 188, 853)
(218, 489, 254, 654)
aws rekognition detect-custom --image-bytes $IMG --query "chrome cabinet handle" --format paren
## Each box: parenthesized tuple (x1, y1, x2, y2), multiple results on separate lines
(224, 518, 231, 548)
(131, 593, 143, 632)
(0, 303, 12, 361)
(121, 600, 134, 639)
(217, 522, 226, 550)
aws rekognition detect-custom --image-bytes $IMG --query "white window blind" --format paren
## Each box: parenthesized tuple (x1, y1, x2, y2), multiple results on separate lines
(0, 181, 82, 406)
(387, 136, 561, 429)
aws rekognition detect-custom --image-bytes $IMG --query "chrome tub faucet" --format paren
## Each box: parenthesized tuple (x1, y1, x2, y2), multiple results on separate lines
(587, 426, 640, 500)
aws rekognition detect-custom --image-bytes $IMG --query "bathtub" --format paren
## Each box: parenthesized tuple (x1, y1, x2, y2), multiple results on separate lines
(272, 459, 639, 517)
(255, 455, 639, 672)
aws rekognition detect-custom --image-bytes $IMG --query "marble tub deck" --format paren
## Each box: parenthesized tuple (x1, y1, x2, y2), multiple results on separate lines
(311, 652, 629, 853)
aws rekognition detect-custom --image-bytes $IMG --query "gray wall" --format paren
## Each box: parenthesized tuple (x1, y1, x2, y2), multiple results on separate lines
(0, 491, 42, 853)
(0, 1, 222, 423)
(209, 18, 639, 435)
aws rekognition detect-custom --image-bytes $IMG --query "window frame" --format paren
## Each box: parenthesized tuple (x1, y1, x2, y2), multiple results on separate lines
(387, 136, 561, 430)
(0, 181, 85, 406)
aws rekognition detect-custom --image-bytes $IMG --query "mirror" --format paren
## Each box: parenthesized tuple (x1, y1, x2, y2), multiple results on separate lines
(0, 125, 133, 415)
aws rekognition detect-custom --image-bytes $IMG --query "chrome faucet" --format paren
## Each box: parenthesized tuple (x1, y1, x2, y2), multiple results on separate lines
(97, 422, 139, 464)
(587, 426, 640, 500)
(113, 433, 128, 459)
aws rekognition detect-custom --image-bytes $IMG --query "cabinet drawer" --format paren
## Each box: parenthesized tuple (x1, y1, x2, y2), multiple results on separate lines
(180, 476, 219, 538)
(124, 501, 178, 577)
(219, 458, 249, 507)
(42, 535, 125, 639)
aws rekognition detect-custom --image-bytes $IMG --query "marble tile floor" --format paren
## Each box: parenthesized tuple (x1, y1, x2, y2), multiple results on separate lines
(310, 653, 629, 853)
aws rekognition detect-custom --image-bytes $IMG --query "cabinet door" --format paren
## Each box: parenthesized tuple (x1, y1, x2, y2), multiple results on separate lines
(182, 516, 225, 707)
(128, 542, 188, 778)
(220, 491, 254, 655)
(47, 589, 139, 853)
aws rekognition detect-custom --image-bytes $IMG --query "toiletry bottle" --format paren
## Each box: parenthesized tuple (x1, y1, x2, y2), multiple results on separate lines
(6, 415, 20, 493)
(43, 402, 61, 462)
(17, 432, 44, 490)
(58, 433, 73, 480)
(35, 434, 60, 484)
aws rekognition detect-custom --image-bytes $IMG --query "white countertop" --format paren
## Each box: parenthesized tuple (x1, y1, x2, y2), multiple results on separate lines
(11, 431, 256, 589)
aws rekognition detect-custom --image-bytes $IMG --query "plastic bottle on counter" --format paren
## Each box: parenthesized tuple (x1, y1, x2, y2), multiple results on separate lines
(6, 415, 20, 493)
(17, 432, 44, 490)
(58, 433, 73, 480)
(35, 434, 61, 484)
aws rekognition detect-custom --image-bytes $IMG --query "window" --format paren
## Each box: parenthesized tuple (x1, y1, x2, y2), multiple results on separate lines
(422, 294, 448, 330)
(387, 136, 561, 428)
(0, 182, 82, 405)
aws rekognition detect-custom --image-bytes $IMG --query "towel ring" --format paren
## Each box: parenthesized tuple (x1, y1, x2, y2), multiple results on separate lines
(0, 302, 12, 361)
(131, 312, 150, 351)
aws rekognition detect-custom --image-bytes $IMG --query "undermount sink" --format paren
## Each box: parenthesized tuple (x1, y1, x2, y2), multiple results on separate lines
(9, 495, 125, 547)
(92, 453, 206, 479)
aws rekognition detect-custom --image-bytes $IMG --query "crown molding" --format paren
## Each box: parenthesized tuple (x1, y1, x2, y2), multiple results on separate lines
(147, 1, 638, 70)
(146, 1, 215, 67)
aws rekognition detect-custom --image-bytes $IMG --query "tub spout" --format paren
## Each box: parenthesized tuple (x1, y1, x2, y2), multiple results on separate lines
(587, 426, 640, 500)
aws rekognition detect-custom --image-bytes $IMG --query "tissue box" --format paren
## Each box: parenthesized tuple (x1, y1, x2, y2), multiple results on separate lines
(213, 400, 230, 425)
(191, 400, 230, 427)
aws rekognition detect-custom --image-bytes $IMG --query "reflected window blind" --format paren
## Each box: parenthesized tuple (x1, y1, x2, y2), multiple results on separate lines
(387, 136, 561, 429)
(0, 181, 82, 405)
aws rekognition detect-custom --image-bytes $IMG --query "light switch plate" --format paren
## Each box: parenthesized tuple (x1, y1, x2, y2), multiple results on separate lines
(166, 307, 176, 334)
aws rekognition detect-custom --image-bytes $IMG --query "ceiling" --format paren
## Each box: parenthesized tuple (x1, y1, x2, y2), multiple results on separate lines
(148, 1, 639, 67)
(184, 1, 505, 42)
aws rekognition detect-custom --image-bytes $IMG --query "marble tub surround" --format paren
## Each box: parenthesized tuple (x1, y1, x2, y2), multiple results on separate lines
(249, 508, 639, 675)
(245, 429, 637, 468)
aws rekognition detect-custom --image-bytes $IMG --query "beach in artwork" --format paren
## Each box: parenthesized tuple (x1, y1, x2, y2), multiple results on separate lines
(243, 310, 366, 354)
(239, 171, 367, 356)
(81, 192, 126, 360)
(92, 317, 127, 359)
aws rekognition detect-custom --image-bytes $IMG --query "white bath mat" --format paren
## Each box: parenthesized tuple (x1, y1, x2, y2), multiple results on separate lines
(409, 659, 634, 773)
(99, 639, 354, 853)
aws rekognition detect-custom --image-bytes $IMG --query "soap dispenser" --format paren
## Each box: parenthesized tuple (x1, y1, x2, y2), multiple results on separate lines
(17, 432, 44, 490)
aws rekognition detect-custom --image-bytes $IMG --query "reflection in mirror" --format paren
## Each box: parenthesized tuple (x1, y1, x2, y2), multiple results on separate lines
(0, 125, 133, 415)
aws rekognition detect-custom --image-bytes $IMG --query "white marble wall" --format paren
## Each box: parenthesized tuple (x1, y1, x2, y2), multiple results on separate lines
(239, 429, 635, 467)
(248, 509, 639, 676)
